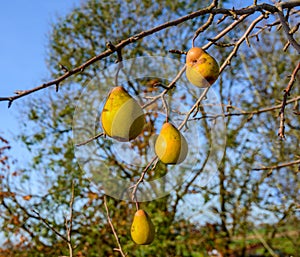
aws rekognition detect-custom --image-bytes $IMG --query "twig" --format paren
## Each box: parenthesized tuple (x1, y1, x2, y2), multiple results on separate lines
(169, 49, 187, 55)
(178, 87, 210, 130)
(103, 195, 127, 257)
(75, 132, 104, 147)
(203, 13, 250, 50)
(32, 210, 69, 243)
(276, 4, 300, 54)
(252, 159, 300, 172)
(130, 156, 158, 208)
(252, 229, 278, 257)
(193, 13, 215, 47)
(219, 14, 266, 73)
(278, 61, 300, 139)
(192, 96, 300, 121)
(142, 65, 186, 110)
(66, 181, 75, 257)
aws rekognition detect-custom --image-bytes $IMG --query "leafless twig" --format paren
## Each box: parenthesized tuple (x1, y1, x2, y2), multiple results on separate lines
(103, 195, 127, 257)
(252, 159, 300, 173)
(278, 61, 300, 139)
(76, 132, 104, 147)
(276, 2, 300, 53)
(32, 209, 69, 243)
(66, 181, 75, 257)
(129, 156, 158, 210)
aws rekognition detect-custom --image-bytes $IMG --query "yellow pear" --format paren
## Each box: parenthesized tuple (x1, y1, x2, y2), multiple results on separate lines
(186, 47, 219, 88)
(155, 122, 188, 164)
(101, 86, 145, 142)
(131, 209, 155, 245)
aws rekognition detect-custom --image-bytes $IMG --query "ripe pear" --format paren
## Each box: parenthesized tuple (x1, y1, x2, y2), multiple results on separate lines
(131, 209, 155, 245)
(186, 47, 219, 88)
(155, 122, 188, 164)
(101, 86, 145, 142)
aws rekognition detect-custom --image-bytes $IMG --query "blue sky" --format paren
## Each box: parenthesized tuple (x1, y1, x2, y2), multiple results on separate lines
(0, 0, 82, 246)
(0, 0, 81, 158)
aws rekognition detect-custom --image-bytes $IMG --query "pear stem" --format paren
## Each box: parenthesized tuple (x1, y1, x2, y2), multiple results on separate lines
(135, 201, 139, 211)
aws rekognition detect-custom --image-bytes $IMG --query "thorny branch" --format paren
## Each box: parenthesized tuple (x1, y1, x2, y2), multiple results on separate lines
(1, 1, 300, 106)
(278, 61, 300, 139)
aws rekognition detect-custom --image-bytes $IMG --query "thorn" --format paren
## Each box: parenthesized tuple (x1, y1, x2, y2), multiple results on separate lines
(59, 63, 69, 73)
(8, 100, 13, 108)
(14, 90, 23, 95)
(55, 83, 59, 92)
(106, 41, 116, 51)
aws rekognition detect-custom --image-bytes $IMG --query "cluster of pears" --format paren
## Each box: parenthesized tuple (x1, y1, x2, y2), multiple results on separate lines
(130, 209, 155, 245)
(185, 47, 219, 88)
(101, 86, 189, 165)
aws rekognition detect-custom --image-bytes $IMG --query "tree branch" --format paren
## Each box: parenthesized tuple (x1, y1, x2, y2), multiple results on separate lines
(278, 61, 300, 139)
(66, 181, 75, 257)
(103, 195, 127, 257)
(252, 159, 300, 171)
(276, 4, 300, 54)
(1, 1, 300, 106)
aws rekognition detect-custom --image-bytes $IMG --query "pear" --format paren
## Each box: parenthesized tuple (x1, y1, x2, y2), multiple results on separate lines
(186, 47, 219, 88)
(101, 86, 145, 142)
(131, 209, 155, 245)
(155, 122, 188, 164)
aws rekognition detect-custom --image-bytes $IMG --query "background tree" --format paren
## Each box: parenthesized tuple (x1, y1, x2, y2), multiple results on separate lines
(0, 0, 300, 256)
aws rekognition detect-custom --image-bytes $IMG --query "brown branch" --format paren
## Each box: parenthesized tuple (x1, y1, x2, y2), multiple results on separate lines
(142, 65, 186, 109)
(129, 156, 158, 208)
(276, 3, 300, 53)
(192, 96, 300, 121)
(193, 13, 215, 47)
(252, 159, 300, 172)
(103, 195, 127, 257)
(278, 61, 300, 139)
(1, 1, 300, 106)
(178, 87, 210, 130)
(203, 13, 250, 50)
(32, 209, 69, 243)
(169, 49, 187, 55)
(219, 13, 266, 73)
(75, 132, 104, 147)
(66, 181, 75, 257)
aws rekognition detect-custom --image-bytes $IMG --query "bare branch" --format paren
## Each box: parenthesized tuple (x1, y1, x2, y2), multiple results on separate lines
(193, 13, 215, 47)
(32, 209, 69, 243)
(76, 132, 104, 147)
(219, 14, 266, 73)
(276, 3, 300, 53)
(252, 159, 300, 171)
(103, 195, 127, 257)
(130, 156, 158, 207)
(192, 96, 300, 121)
(278, 61, 300, 139)
(1, 1, 300, 104)
(178, 87, 210, 130)
(66, 181, 75, 257)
